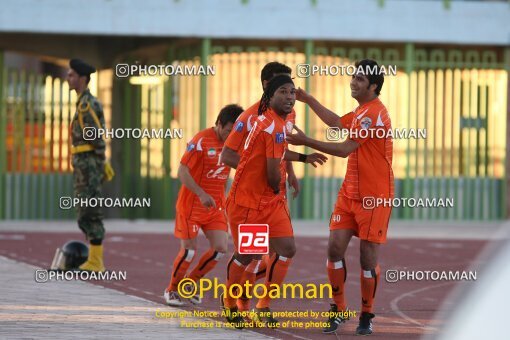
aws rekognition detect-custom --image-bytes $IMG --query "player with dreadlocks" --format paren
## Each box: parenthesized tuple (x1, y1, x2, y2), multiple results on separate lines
(257, 91, 273, 115)
(220, 62, 323, 315)
(221, 75, 328, 328)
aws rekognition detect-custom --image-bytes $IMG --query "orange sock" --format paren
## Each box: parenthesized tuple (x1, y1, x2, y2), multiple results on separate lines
(256, 254, 292, 309)
(237, 259, 262, 311)
(327, 259, 347, 311)
(255, 254, 269, 281)
(188, 249, 225, 282)
(224, 256, 246, 308)
(360, 265, 380, 313)
(166, 248, 196, 292)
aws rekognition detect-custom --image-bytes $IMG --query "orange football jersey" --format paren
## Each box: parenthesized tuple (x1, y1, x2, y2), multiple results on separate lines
(176, 127, 230, 220)
(228, 109, 290, 210)
(339, 97, 394, 200)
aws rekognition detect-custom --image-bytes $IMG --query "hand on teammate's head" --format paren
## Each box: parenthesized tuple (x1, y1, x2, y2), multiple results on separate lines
(295, 87, 310, 103)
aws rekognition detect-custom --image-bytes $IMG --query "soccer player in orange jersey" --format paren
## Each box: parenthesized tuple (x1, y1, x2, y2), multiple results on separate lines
(221, 62, 300, 197)
(221, 62, 301, 313)
(163, 104, 243, 306)
(221, 75, 327, 328)
(287, 59, 393, 336)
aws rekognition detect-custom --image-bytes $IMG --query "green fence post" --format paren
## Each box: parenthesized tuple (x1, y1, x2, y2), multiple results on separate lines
(303, 40, 314, 219)
(121, 77, 132, 218)
(0, 51, 5, 219)
(134, 85, 143, 218)
(163, 47, 175, 220)
(504, 47, 510, 218)
(47, 77, 55, 219)
(27, 73, 35, 219)
(403, 43, 414, 219)
(200, 38, 211, 130)
(18, 70, 27, 220)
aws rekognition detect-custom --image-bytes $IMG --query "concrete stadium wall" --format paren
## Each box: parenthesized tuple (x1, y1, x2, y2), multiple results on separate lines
(0, 0, 508, 45)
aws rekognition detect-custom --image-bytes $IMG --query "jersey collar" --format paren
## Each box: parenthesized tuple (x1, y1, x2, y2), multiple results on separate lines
(264, 108, 286, 124)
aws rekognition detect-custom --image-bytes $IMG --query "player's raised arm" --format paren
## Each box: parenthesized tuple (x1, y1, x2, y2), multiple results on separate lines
(296, 87, 343, 128)
(219, 146, 240, 169)
(177, 164, 215, 208)
(286, 125, 359, 158)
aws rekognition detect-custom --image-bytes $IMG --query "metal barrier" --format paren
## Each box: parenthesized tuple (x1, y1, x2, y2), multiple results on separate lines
(0, 42, 507, 220)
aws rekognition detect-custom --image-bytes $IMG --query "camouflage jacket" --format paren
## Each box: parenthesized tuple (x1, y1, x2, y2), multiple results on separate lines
(71, 89, 106, 158)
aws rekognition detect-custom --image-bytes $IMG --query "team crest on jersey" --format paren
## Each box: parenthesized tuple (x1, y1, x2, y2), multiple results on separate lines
(207, 148, 217, 157)
(286, 121, 294, 133)
(235, 121, 244, 132)
(206, 166, 227, 179)
(360, 117, 372, 130)
(275, 132, 285, 144)
(186, 143, 195, 152)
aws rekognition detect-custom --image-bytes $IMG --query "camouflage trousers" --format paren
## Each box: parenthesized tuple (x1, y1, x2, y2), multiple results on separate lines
(72, 152, 105, 241)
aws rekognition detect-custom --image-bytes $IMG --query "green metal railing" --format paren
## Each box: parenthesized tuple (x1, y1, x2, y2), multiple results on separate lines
(126, 42, 508, 220)
(0, 42, 508, 220)
(0, 58, 113, 220)
(0, 66, 75, 219)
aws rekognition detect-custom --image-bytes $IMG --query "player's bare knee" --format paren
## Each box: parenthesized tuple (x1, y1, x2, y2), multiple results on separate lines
(328, 243, 345, 261)
(234, 253, 253, 266)
(279, 244, 296, 259)
(360, 257, 376, 270)
(181, 240, 197, 250)
(270, 237, 296, 258)
(327, 232, 351, 261)
(360, 253, 377, 269)
(360, 241, 379, 270)
(213, 244, 228, 254)
(360, 241, 379, 254)
(328, 252, 343, 262)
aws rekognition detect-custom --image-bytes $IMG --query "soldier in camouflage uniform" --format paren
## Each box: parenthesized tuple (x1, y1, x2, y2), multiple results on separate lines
(67, 58, 106, 272)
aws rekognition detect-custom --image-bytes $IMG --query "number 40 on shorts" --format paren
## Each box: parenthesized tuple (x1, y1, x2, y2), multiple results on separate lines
(238, 224, 269, 254)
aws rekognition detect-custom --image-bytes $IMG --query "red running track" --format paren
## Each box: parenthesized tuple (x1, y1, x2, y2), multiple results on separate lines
(0, 231, 487, 339)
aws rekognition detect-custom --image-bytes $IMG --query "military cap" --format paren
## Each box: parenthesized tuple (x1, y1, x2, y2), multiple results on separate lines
(69, 58, 96, 76)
